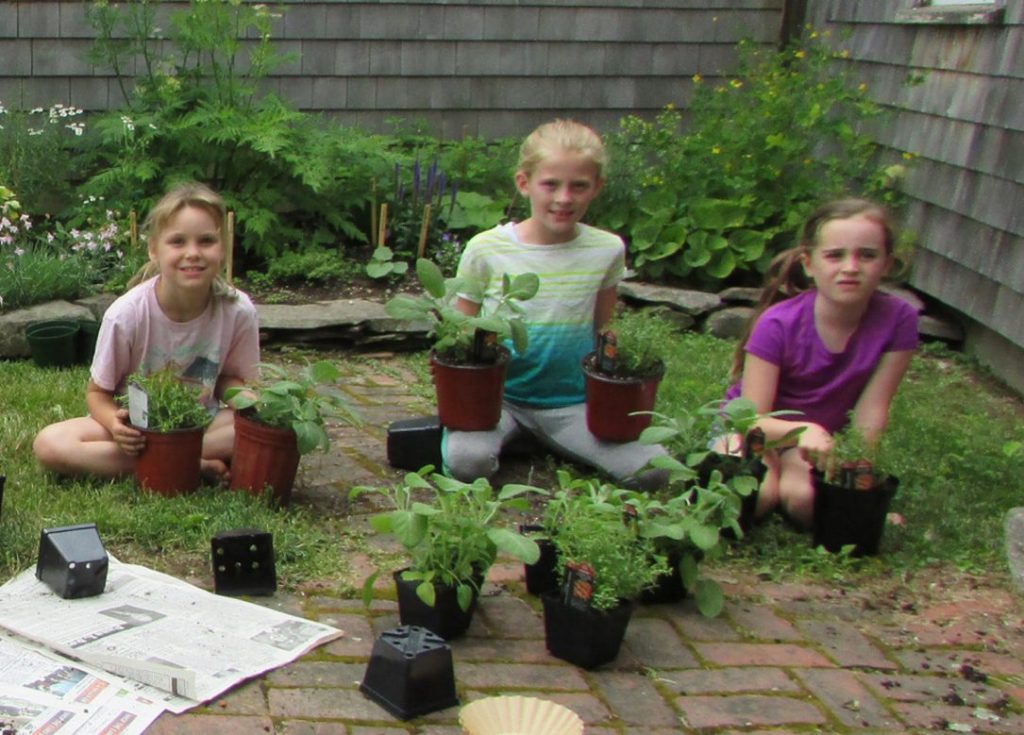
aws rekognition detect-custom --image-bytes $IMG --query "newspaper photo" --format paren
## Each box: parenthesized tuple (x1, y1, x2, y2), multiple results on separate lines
(0, 557, 343, 714)
(0, 631, 163, 735)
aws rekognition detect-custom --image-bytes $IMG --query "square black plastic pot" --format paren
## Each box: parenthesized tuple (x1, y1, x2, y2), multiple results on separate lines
(386, 416, 443, 471)
(211, 529, 277, 596)
(359, 625, 458, 720)
(520, 525, 560, 597)
(36, 523, 108, 599)
(541, 594, 634, 669)
(394, 569, 480, 641)
(812, 471, 898, 556)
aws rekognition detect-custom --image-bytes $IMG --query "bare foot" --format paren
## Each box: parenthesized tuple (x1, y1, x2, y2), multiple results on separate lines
(201, 459, 230, 488)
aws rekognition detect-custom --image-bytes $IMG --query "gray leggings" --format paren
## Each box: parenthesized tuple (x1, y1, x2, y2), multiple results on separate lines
(442, 401, 668, 490)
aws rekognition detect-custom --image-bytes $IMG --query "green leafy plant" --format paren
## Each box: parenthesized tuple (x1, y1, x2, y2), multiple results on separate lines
(354, 469, 546, 610)
(225, 360, 360, 455)
(126, 368, 210, 432)
(542, 473, 669, 612)
(593, 308, 675, 378)
(600, 33, 911, 284)
(365, 246, 409, 280)
(384, 258, 539, 364)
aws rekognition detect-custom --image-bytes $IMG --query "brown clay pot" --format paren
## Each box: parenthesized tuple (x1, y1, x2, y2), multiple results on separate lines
(230, 411, 300, 505)
(134, 426, 205, 497)
(430, 347, 509, 431)
(581, 352, 664, 442)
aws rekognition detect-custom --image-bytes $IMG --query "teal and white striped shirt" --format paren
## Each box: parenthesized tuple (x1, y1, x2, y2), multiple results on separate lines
(456, 222, 625, 407)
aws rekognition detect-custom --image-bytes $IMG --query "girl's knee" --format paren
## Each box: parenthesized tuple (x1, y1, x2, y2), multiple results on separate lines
(33, 425, 67, 469)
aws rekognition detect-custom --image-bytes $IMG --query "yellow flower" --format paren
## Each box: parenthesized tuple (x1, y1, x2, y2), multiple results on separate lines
(810, 31, 818, 39)
(795, 50, 806, 59)
(712, 146, 722, 155)
(692, 74, 702, 84)
(730, 79, 743, 89)
(858, 83, 868, 92)
(839, 49, 850, 58)
(902, 152, 915, 161)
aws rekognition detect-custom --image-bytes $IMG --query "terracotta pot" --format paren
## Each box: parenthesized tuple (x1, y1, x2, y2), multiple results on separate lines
(230, 411, 300, 505)
(134, 426, 204, 497)
(430, 348, 509, 431)
(581, 352, 664, 442)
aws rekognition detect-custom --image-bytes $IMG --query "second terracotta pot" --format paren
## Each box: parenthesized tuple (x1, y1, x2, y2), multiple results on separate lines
(230, 411, 300, 505)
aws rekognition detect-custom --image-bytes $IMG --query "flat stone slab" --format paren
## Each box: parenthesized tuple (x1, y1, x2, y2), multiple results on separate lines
(618, 281, 722, 315)
(255, 299, 389, 330)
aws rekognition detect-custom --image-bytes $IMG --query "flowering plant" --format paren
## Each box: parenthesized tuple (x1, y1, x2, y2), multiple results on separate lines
(0, 102, 85, 215)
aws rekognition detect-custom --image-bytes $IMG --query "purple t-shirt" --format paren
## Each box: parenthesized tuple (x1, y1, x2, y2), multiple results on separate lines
(726, 290, 919, 433)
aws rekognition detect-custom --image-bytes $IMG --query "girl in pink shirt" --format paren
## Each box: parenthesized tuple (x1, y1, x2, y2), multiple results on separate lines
(725, 199, 918, 527)
(33, 183, 260, 482)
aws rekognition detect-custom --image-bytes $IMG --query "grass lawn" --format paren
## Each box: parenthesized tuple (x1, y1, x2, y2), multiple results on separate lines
(1, 328, 1021, 594)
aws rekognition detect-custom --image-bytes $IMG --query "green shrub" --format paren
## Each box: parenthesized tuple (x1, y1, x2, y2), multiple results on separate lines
(599, 32, 911, 285)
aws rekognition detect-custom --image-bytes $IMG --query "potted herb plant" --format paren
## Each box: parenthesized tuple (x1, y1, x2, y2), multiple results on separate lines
(384, 258, 539, 431)
(539, 475, 668, 669)
(225, 359, 360, 505)
(811, 424, 898, 556)
(354, 468, 545, 640)
(126, 368, 211, 497)
(581, 309, 672, 442)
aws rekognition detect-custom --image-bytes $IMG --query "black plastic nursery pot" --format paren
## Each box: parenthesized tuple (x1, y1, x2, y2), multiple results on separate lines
(393, 569, 481, 640)
(541, 594, 634, 669)
(812, 470, 898, 556)
(25, 319, 80, 368)
(359, 625, 459, 720)
(77, 318, 100, 365)
(520, 525, 560, 597)
(641, 553, 687, 605)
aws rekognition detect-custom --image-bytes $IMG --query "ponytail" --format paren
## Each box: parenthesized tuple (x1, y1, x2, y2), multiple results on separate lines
(729, 246, 809, 380)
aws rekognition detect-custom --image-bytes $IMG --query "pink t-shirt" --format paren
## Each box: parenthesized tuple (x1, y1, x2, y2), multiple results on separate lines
(726, 289, 919, 433)
(91, 276, 260, 409)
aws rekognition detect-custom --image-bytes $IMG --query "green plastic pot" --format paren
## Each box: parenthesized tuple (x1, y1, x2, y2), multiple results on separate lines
(25, 320, 81, 368)
(77, 319, 100, 365)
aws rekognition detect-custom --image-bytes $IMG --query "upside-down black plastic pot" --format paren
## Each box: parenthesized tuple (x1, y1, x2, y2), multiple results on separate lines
(812, 470, 898, 556)
(541, 593, 634, 669)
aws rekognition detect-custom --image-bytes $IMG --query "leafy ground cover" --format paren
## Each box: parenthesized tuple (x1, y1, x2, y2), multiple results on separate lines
(1, 320, 1020, 596)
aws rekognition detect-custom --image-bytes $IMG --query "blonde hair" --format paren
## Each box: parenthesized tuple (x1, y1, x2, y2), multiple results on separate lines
(730, 198, 896, 380)
(517, 119, 608, 179)
(128, 181, 236, 298)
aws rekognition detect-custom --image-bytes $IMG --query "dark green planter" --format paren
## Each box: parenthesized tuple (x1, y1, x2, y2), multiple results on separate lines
(77, 319, 100, 364)
(25, 320, 81, 368)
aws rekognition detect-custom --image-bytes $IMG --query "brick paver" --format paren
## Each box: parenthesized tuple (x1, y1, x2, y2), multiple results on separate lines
(148, 355, 1024, 734)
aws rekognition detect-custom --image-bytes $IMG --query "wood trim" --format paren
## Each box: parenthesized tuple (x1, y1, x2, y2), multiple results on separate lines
(895, 3, 1005, 25)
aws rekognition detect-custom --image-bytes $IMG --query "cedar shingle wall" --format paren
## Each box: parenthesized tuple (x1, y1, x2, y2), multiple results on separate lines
(0, 1, 784, 138)
(804, 1, 1024, 389)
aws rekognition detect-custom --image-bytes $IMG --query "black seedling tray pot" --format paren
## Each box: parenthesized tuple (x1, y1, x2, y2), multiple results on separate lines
(541, 594, 634, 669)
(812, 470, 898, 556)
(36, 523, 108, 599)
(520, 525, 560, 596)
(359, 625, 458, 720)
(211, 529, 277, 596)
(394, 569, 479, 640)
(386, 416, 443, 471)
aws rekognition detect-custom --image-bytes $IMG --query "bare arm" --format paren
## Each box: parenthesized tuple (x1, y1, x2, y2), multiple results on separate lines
(851, 350, 914, 445)
(594, 285, 618, 332)
(741, 353, 832, 464)
(86, 380, 143, 455)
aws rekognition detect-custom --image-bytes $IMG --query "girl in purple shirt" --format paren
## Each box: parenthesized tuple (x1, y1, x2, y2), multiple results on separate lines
(724, 199, 919, 527)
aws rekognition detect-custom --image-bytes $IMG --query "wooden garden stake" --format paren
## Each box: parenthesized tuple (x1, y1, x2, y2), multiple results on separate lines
(370, 179, 378, 248)
(130, 210, 138, 250)
(417, 203, 432, 258)
(225, 211, 235, 283)
(377, 203, 389, 248)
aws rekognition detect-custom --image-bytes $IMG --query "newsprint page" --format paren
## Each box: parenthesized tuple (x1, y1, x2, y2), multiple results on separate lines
(0, 557, 343, 734)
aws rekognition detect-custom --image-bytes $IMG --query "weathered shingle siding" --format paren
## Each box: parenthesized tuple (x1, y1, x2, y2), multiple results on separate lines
(0, 1, 783, 137)
(804, 0, 1024, 389)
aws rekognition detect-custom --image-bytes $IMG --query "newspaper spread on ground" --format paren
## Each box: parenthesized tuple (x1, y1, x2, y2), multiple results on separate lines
(0, 631, 164, 735)
(0, 557, 344, 718)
